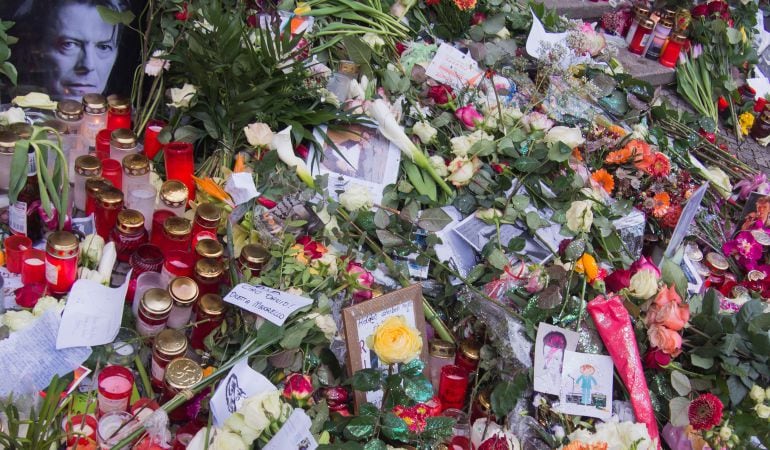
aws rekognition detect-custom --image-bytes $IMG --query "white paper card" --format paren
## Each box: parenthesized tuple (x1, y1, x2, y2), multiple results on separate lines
(425, 43, 483, 89)
(0, 266, 23, 309)
(225, 172, 260, 206)
(664, 183, 709, 259)
(224, 283, 313, 326)
(0, 311, 92, 396)
(525, 9, 568, 60)
(262, 409, 318, 450)
(557, 351, 614, 420)
(56, 273, 131, 349)
(434, 206, 478, 285)
(533, 323, 579, 395)
(210, 358, 277, 427)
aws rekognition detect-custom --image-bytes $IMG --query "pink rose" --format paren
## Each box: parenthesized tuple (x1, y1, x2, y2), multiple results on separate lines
(455, 105, 484, 129)
(282, 373, 314, 406)
(653, 285, 681, 307)
(648, 302, 690, 331)
(647, 324, 682, 356)
(631, 256, 660, 278)
(347, 261, 374, 302)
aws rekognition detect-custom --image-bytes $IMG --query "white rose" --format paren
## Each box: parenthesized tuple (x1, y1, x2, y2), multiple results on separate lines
(211, 431, 249, 450)
(565, 200, 593, 233)
(314, 314, 338, 341)
(362, 33, 385, 52)
(244, 122, 274, 147)
(543, 126, 585, 149)
(429, 155, 449, 177)
(450, 135, 472, 157)
(224, 413, 261, 444)
(766, 387, 770, 400)
(240, 396, 271, 433)
(447, 156, 480, 187)
(286, 287, 304, 296)
(0, 107, 25, 126)
(522, 111, 553, 132)
(719, 425, 733, 441)
(80, 234, 105, 268)
(412, 121, 437, 144)
(339, 185, 373, 211)
(32, 297, 63, 317)
(750, 385, 766, 403)
(475, 208, 502, 222)
(495, 27, 511, 39)
(628, 269, 659, 299)
(756, 403, 770, 419)
(3, 310, 35, 332)
(312, 252, 338, 277)
(144, 50, 170, 77)
(12, 92, 56, 109)
(260, 391, 282, 421)
(167, 83, 197, 109)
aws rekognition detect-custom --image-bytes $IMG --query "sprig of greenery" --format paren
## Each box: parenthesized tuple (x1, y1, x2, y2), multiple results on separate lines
(0, 20, 18, 86)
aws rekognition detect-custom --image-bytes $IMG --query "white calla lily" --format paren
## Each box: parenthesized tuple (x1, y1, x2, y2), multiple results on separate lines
(272, 126, 314, 188)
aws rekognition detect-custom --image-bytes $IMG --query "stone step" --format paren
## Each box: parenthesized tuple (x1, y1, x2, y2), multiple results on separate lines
(541, 0, 615, 21)
(615, 46, 676, 86)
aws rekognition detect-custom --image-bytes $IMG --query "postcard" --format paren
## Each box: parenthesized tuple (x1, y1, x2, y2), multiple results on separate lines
(557, 351, 614, 420)
(533, 323, 579, 396)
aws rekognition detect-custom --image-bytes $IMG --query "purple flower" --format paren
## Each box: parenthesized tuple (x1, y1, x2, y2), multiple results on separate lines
(723, 231, 763, 268)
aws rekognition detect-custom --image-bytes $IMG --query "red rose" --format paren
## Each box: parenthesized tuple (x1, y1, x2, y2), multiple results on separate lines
(754, 98, 767, 113)
(246, 14, 258, 28)
(296, 235, 326, 259)
(426, 0, 440, 5)
(175, 2, 189, 21)
(643, 347, 672, 370)
(717, 96, 729, 112)
(295, 143, 310, 160)
(557, 238, 573, 257)
(708, 1, 728, 16)
(395, 42, 408, 56)
(282, 373, 314, 406)
(692, 4, 708, 17)
(471, 12, 487, 25)
(698, 128, 716, 143)
(427, 84, 455, 105)
(605, 268, 631, 293)
(491, 163, 507, 174)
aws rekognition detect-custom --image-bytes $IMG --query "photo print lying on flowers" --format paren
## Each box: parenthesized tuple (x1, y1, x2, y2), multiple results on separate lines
(557, 351, 614, 420)
(533, 323, 579, 396)
(452, 214, 553, 264)
(309, 124, 401, 205)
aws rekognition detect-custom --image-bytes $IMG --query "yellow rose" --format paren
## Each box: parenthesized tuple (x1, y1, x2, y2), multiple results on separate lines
(367, 316, 423, 364)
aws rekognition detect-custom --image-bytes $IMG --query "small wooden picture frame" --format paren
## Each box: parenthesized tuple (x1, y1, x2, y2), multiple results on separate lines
(342, 284, 429, 411)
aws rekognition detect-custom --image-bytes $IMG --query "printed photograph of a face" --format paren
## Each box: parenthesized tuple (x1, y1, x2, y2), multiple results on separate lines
(0, 0, 141, 101)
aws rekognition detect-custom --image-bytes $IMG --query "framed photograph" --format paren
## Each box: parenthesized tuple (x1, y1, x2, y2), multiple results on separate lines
(341, 284, 429, 411)
(309, 124, 401, 205)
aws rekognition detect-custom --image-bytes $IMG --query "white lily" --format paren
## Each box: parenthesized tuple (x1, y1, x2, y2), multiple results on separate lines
(271, 126, 314, 188)
(98, 242, 117, 284)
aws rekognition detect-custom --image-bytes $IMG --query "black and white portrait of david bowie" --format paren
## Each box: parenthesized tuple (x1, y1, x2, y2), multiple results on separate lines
(0, 0, 142, 101)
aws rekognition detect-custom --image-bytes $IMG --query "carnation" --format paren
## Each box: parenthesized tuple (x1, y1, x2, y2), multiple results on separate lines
(688, 393, 723, 430)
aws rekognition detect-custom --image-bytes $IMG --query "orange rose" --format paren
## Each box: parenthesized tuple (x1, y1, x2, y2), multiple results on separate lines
(649, 302, 690, 331)
(648, 324, 682, 356)
(653, 285, 681, 307)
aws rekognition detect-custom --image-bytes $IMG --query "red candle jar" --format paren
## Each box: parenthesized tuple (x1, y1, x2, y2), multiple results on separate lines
(95, 188, 124, 240)
(101, 159, 123, 191)
(194, 258, 224, 296)
(190, 293, 226, 351)
(151, 210, 176, 246)
(127, 244, 165, 302)
(96, 129, 112, 161)
(97, 365, 134, 415)
(161, 251, 195, 281)
(162, 358, 203, 422)
(151, 329, 188, 389)
(45, 231, 79, 295)
(628, 18, 654, 55)
(195, 239, 224, 262)
(63, 414, 98, 447)
(21, 248, 46, 284)
(143, 119, 166, 160)
(192, 202, 221, 245)
(161, 217, 192, 253)
(438, 365, 469, 411)
(136, 288, 172, 337)
(470, 389, 495, 424)
(238, 243, 270, 279)
(4, 235, 31, 274)
(111, 209, 149, 262)
(106, 96, 131, 131)
(164, 142, 195, 201)
(85, 177, 113, 217)
(659, 32, 687, 68)
(454, 340, 481, 373)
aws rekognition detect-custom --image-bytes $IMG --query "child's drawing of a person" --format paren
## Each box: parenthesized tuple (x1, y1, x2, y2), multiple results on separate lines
(576, 364, 598, 405)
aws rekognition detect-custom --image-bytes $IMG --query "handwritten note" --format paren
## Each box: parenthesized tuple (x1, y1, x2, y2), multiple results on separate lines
(262, 409, 318, 450)
(0, 311, 91, 396)
(210, 358, 276, 427)
(56, 273, 131, 349)
(224, 283, 313, 326)
(425, 43, 483, 89)
(225, 173, 260, 206)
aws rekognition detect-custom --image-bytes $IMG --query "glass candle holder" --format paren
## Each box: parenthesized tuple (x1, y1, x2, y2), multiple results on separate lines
(454, 340, 480, 373)
(137, 288, 172, 337)
(150, 210, 176, 246)
(438, 365, 469, 411)
(429, 340, 456, 393)
(96, 129, 112, 161)
(97, 365, 134, 415)
(85, 177, 113, 217)
(56, 100, 85, 181)
(160, 216, 192, 253)
(190, 293, 226, 351)
(97, 411, 136, 449)
(442, 408, 471, 450)
(110, 128, 140, 162)
(79, 93, 107, 153)
(167, 276, 199, 329)
(132, 271, 167, 318)
(151, 329, 188, 389)
(164, 142, 195, 201)
(158, 180, 189, 217)
(5, 235, 32, 274)
(122, 153, 151, 197)
(127, 186, 157, 231)
(64, 414, 98, 448)
(42, 120, 67, 179)
(129, 244, 164, 276)
(161, 250, 195, 283)
(106, 96, 131, 131)
(194, 257, 224, 296)
(130, 398, 160, 424)
(106, 327, 140, 366)
(21, 248, 46, 285)
(143, 119, 166, 160)
(0, 130, 18, 191)
(192, 202, 221, 245)
(101, 159, 123, 192)
(111, 209, 148, 262)
(9, 122, 32, 139)
(195, 238, 224, 262)
(74, 155, 102, 212)
(45, 231, 79, 295)
(95, 188, 124, 240)
(238, 243, 270, 279)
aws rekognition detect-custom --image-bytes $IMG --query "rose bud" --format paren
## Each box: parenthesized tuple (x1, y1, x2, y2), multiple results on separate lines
(717, 96, 729, 112)
(471, 11, 487, 25)
(395, 42, 408, 56)
(324, 386, 350, 407)
(257, 197, 277, 209)
(175, 2, 189, 21)
(755, 97, 767, 113)
(698, 128, 716, 143)
(282, 373, 314, 406)
(427, 84, 455, 105)
(295, 143, 310, 160)
(643, 347, 672, 371)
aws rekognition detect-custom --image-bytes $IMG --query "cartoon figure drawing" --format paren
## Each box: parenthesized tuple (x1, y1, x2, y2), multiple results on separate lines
(575, 364, 598, 405)
(540, 331, 567, 387)
(225, 374, 248, 413)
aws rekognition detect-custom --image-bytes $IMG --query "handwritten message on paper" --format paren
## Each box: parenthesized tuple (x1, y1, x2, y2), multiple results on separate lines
(224, 283, 313, 326)
(425, 43, 483, 89)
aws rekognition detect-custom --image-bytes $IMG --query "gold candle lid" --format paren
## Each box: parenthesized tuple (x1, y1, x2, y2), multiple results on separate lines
(85, 177, 113, 196)
(56, 99, 84, 121)
(164, 357, 202, 390)
(195, 203, 221, 223)
(141, 288, 173, 316)
(98, 188, 124, 208)
(751, 229, 770, 246)
(160, 180, 189, 208)
(9, 123, 32, 139)
(0, 130, 18, 154)
(46, 231, 79, 256)
(110, 128, 137, 149)
(659, 18, 674, 29)
(706, 252, 729, 271)
(459, 339, 481, 361)
(168, 276, 199, 306)
(122, 153, 150, 176)
(154, 329, 188, 357)
(75, 155, 102, 176)
(199, 293, 225, 316)
(195, 258, 224, 280)
(82, 93, 107, 114)
(195, 239, 223, 259)
(116, 209, 145, 233)
(428, 339, 456, 358)
(107, 95, 130, 112)
(639, 18, 655, 29)
(41, 119, 68, 135)
(163, 216, 192, 237)
(239, 243, 270, 265)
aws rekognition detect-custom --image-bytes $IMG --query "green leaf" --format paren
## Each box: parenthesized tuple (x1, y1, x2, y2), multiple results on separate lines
(342, 36, 372, 66)
(404, 375, 433, 402)
(671, 371, 691, 396)
(702, 289, 720, 317)
(525, 211, 545, 231)
(351, 369, 383, 391)
(487, 248, 509, 270)
(660, 257, 687, 299)
(691, 354, 714, 369)
(417, 208, 452, 232)
(726, 27, 743, 44)
(470, 139, 496, 157)
(490, 376, 526, 418)
(8, 141, 28, 203)
(511, 195, 529, 211)
(512, 156, 542, 172)
(422, 417, 455, 440)
(343, 416, 377, 441)
(726, 375, 749, 407)
(363, 439, 388, 450)
(376, 229, 406, 248)
(399, 359, 424, 377)
(547, 141, 572, 162)
(96, 5, 135, 25)
(380, 413, 409, 441)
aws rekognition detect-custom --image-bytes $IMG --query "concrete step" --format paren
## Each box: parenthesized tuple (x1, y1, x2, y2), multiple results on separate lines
(614, 45, 676, 87)
(541, 0, 615, 21)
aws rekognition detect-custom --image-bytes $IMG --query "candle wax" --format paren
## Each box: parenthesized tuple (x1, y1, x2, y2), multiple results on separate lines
(101, 375, 132, 394)
(25, 258, 44, 266)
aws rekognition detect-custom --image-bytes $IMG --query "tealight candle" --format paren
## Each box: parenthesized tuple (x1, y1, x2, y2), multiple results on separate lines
(97, 365, 134, 415)
(97, 411, 135, 449)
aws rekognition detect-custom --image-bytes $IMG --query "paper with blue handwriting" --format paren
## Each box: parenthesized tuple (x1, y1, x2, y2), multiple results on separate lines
(224, 283, 313, 326)
(210, 358, 276, 427)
